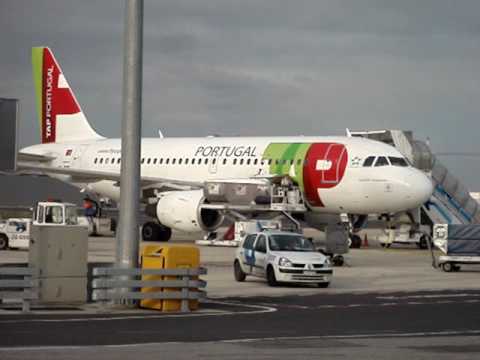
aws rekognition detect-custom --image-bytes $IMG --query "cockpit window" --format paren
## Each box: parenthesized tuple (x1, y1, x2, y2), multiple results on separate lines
(374, 156, 389, 167)
(363, 156, 376, 167)
(388, 157, 408, 167)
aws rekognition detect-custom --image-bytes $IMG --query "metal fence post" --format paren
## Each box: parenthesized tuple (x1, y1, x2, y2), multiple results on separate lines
(22, 274, 30, 313)
(181, 274, 190, 312)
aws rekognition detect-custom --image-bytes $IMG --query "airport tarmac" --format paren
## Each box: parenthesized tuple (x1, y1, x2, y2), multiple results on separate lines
(1, 234, 479, 297)
(1, 233, 479, 359)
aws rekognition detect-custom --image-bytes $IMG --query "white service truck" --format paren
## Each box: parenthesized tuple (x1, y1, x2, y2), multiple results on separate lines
(0, 201, 115, 250)
(376, 223, 432, 249)
(0, 218, 32, 250)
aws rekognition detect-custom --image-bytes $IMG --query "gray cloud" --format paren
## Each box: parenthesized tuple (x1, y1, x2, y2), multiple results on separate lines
(1, 0, 480, 189)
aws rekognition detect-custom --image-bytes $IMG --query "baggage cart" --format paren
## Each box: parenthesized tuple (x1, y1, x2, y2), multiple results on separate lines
(433, 224, 480, 272)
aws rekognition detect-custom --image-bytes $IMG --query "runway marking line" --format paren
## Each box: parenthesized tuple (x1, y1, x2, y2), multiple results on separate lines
(0, 300, 276, 324)
(314, 299, 480, 309)
(1, 330, 480, 351)
(377, 293, 480, 300)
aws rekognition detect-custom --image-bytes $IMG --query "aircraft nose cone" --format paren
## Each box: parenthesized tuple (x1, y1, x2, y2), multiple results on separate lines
(411, 171, 434, 205)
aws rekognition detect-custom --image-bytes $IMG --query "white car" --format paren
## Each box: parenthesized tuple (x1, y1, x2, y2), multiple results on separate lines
(0, 218, 31, 250)
(233, 231, 333, 287)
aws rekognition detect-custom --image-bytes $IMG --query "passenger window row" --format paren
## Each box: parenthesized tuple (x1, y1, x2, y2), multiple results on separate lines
(362, 156, 409, 167)
(93, 157, 310, 166)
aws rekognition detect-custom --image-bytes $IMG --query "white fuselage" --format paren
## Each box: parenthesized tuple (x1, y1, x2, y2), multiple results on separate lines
(21, 135, 433, 215)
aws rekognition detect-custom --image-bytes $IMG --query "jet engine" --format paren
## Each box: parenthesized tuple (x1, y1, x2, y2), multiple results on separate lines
(156, 190, 224, 233)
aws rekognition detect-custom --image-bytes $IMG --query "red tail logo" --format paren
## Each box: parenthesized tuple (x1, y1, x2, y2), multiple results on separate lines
(41, 48, 80, 143)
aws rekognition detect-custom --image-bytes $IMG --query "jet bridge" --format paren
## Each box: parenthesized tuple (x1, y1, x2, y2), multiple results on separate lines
(349, 129, 480, 225)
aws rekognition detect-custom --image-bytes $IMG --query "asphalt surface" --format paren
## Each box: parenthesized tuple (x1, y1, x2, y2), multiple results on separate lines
(1, 290, 479, 348)
(1, 235, 480, 358)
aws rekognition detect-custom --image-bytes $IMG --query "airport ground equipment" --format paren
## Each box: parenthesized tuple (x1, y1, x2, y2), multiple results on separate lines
(196, 218, 301, 247)
(433, 224, 480, 272)
(77, 216, 115, 237)
(140, 245, 203, 311)
(0, 218, 31, 250)
(29, 202, 88, 303)
(0, 266, 38, 312)
(376, 223, 431, 249)
(325, 223, 350, 266)
(202, 177, 307, 213)
(92, 246, 207, 312)
(78, 196, 116, 236)
(234, 230, 333, 287)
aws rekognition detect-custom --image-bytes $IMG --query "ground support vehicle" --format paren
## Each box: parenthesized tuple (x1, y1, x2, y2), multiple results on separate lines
(234, 230, 333, 287)
(377, 224, 432, 249)
(77, 216, 116, 237)
(0, 218, 32, 250)
(433, 224, 480, 272)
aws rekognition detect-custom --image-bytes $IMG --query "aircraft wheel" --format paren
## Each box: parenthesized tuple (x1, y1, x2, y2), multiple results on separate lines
(332, 255, 344, 267)
(350, 234, 362, 249)
(142, 222, 171, 242)
(418, 235, 430, 250)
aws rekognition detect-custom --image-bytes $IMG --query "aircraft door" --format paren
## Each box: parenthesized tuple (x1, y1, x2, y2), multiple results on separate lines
(303, 142, 348, 207)
(322, 144, 347, 185)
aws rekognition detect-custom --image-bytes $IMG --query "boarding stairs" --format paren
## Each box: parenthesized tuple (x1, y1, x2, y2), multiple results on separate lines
(350, 129, 480, 225)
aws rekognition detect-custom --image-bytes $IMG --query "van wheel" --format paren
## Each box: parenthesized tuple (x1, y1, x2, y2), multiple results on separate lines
(318, 282, 330, 288)
(418, 235, 427, 249)
(441, 262, 453, 272)
(0, 235, 8, 250)
(234, 260, 246, 282)
(266, 266, 278, 287)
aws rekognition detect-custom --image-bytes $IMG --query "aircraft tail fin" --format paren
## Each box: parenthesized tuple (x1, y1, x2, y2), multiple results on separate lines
(32, 47, 103, 143)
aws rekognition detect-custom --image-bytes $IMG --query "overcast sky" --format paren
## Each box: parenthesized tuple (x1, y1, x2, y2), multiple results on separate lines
(1, 0, 480, 189)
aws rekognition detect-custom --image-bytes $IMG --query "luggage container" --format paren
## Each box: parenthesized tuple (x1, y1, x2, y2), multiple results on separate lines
(433, 224, 480, 272)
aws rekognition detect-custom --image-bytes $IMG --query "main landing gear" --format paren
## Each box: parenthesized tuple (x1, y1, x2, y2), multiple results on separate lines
(141, 222, 172, 242)
(349, 234, 362, 249)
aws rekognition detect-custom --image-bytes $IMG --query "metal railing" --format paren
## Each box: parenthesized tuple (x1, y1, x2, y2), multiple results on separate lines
(91, 267, 207, 312)
(0, 267, 39, 312)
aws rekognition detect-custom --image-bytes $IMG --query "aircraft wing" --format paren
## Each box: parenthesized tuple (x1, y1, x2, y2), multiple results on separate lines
(16, 162, 203, 190)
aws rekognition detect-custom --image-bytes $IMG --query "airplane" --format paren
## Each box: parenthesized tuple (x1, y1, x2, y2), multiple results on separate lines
(17, 47, 433, 242)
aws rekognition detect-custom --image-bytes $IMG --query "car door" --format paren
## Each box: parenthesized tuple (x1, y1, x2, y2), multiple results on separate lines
(253, 234, 268, 276)
(240, 234, 257, 274)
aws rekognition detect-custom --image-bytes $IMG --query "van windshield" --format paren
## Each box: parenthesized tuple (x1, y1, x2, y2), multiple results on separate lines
(269, 234, 315, 252)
